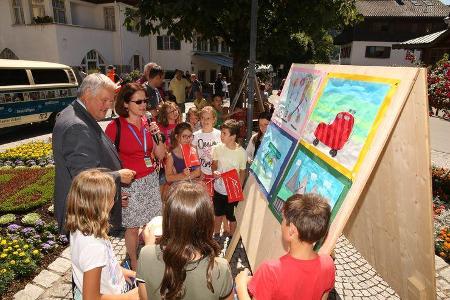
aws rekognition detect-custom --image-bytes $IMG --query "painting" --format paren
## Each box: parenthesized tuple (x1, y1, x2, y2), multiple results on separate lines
(271, 142, 352, 222)
(273, 66, 325, 139)
(250, 123, 296, 199)
(302, 73, 399, 178)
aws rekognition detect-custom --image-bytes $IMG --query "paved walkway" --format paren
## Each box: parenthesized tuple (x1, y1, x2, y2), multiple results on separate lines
(4, 117, 450, 299)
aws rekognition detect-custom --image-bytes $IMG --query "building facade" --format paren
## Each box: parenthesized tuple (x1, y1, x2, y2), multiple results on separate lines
(0, 0, 233, 86)
(335, 0, 450, 66)
(0, 0, 150, 73)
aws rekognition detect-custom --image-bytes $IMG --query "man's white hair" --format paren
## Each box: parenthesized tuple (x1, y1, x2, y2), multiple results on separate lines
(144, 62, 157, 79)
(77, 73, 116, 98)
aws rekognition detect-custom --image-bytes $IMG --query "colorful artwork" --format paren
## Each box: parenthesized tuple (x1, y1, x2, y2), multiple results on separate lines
(273, 66, 325, 139)
(271, 142, 352, 221)
(250, 123, 296, 199)
(303, 73, 399, 178)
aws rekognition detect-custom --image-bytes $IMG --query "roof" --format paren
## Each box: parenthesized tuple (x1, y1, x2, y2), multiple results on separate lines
(356, 0, 450, 18)
(392, 28, 450, 48)
(193, 53, 233, 68)
(0, 59, 72, 69)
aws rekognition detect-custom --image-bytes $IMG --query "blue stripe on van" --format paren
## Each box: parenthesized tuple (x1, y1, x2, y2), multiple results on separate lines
(0, 97, 76, 118)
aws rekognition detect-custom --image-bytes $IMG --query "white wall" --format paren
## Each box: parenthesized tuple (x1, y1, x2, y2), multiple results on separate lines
(346, 41, 420, 67)
(191, 56, 222, 83)
(70, 1, 98, 28)
(148, 32, 192, 72)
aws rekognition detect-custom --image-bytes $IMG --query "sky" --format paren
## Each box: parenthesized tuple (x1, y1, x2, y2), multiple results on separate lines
(441, 0, 450, 4)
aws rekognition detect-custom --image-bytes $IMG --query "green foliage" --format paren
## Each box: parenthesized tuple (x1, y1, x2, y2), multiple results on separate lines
(0, 267, 15, 294)
(0, 174, 13, 184)
(122, 70, 143, 82)
(21, 213, 41, 226)
(0, 168, 55, 213)
(125, 0, 359, 87)
(0, 214, 16, 225)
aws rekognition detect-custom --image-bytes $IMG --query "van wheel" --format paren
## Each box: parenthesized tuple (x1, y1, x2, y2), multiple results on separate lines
(313, 138, 319, 146)
(48, 112, 60, 128)
(329, 149, 337, 157)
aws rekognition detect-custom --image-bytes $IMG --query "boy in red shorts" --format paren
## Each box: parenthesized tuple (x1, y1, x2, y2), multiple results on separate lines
(236, 193, 335, 300)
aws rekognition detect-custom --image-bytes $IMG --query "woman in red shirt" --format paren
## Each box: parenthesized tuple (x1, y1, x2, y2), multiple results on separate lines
(106, 83, 166, 270)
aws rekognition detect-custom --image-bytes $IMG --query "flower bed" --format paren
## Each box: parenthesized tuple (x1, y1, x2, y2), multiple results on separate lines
(0, 167, 55, 213)
(0, 141, 53, 168)
(0, 209, 68, 297)
(433, 166, 450, 262)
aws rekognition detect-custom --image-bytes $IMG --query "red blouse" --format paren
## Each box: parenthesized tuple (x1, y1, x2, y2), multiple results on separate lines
(105, 116, 155, 179)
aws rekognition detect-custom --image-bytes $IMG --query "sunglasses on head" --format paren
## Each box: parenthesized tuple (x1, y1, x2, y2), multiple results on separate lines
(129, 98, 149, 105)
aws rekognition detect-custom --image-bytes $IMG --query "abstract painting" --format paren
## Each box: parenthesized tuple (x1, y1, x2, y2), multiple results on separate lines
(273, 66, 325, 139)
(250, 123, 296, 200)
(302, 73, 399, 178)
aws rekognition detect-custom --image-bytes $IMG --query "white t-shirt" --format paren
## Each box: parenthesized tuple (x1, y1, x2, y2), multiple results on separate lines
(192, 128, 221, 175)
(70, 230, 126, 296)
(212, 143, 247, 195)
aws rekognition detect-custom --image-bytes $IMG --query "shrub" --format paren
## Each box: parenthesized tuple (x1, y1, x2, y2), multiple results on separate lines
(428, 54, 450, 115)
(0, 268, 15, 295)
(0, 214, 16, 225)
(21, 213, 41, 226)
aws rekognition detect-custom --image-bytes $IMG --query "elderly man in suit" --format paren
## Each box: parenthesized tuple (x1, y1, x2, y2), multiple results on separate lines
(52, 73, 136, 234)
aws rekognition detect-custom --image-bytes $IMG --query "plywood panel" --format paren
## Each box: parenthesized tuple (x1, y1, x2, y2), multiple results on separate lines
(233, 65, 434, 299)
(344, 68, 435, 298)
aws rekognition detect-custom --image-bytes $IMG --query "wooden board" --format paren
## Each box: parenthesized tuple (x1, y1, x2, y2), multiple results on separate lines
(228, 65, 435, 299)
(343, 68, 435, 298)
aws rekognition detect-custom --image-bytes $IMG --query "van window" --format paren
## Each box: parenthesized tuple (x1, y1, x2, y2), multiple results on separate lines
(31, 69, 69, 84)
(0, 69, 30, 86)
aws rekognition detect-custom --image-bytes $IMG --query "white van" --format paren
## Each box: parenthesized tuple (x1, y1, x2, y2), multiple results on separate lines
(0, 59, 78, 129)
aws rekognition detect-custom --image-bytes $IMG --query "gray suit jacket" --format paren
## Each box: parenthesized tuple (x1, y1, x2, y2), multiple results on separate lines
(52, 100, 122, 232)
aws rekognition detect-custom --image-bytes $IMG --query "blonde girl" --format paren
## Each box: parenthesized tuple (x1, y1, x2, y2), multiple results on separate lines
(66, 169, 138, 300)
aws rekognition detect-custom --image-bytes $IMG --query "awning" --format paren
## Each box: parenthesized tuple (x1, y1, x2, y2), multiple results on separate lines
(392, 29, 449, 49)
(193, 53, 233, 68)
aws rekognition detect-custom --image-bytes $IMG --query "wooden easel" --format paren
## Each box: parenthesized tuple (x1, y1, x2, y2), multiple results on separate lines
(229, 68, 265, 113)
(226, 64, 435, 299)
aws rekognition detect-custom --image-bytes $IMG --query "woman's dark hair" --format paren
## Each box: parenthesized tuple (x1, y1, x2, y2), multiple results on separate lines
(115, 83, 145, 117)
(253, 111, 272, 145)
(169, 122, 192, 151)
(159, 181, 219, 299)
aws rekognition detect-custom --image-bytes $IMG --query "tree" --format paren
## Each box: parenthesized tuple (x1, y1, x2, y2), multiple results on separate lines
(125, 0, 359, 97)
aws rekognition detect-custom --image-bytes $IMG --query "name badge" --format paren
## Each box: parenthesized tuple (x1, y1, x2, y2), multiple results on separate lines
(144, 156, 153, 168)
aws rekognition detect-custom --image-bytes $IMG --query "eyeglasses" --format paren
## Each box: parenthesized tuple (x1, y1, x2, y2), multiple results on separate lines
(129, 99, 149, 105)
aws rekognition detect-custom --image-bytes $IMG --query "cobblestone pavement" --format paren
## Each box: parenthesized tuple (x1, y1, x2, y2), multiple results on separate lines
(6, 116, 450, 299)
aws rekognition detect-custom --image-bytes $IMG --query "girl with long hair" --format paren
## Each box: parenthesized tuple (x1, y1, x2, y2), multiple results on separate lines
(157, 101, 181, 148)
(136, 182, 234, 300)
(66, 169, 138, 300)
(165, 122, 201, 183)
(246, 111, 272, 164)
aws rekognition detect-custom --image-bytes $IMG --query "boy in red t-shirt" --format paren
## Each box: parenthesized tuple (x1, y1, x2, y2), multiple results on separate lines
(236, 193, 335, 300)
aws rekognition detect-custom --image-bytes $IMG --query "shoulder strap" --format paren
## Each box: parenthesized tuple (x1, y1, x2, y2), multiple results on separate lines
(114, 118, 121, 152)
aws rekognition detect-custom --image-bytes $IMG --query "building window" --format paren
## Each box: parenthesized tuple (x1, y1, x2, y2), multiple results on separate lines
(11, 0, 25, 25)
(156, 36, 181, 50)
(210, 70, 216, 83)
(197, 70, 206, 83)
(133, 54, 141, 70)
(0, 48, 19, 59)
(210, 39, 218, 52)
(81, 50, 106, 74)
(340, 46, 351, 58)
(220, 41, 230, 53)
(104, 7, 115, 31)
(195, 37, 208, 52)
(52, 0, 66, 24)
(29, 0, 45, 20)
(365, 46, 391, 58)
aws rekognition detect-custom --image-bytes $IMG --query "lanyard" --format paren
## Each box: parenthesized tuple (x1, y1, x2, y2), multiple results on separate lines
(127, 124, 148, 155)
